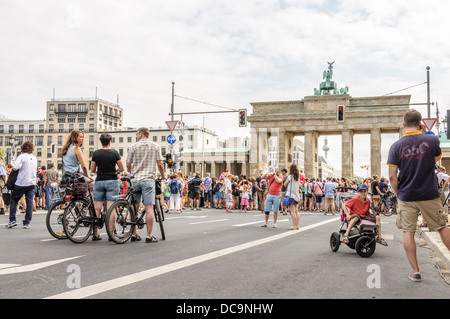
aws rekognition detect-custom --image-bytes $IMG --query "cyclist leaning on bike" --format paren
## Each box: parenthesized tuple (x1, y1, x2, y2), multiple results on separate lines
(61, 130, 94, 186)
(90, 133, 125, 240)
(125, 127, 165, 243)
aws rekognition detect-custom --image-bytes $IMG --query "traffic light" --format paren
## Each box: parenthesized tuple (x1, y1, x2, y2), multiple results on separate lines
(337, 105, 345, 122)
(165, 153, 173, 168)
(239, 109, 247, 127)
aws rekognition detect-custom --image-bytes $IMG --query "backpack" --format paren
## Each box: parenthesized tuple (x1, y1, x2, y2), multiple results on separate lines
(170, 180, 179, 195)
(6, 169, 19, 191)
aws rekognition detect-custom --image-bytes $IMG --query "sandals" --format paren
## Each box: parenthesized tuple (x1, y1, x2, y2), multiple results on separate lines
(145, 236, 158, 243)
(377, 237, 388, 246)
(342, 235, 349, 244)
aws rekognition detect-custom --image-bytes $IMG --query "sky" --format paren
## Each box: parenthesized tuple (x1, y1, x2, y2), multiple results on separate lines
(1, 0, 450, 178)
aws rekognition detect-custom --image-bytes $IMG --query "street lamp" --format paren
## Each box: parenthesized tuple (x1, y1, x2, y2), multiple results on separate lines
(9, 133, 17, 164)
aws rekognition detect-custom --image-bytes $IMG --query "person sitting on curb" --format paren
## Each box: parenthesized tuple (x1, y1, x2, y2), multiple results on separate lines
(342, 184, 388, 246)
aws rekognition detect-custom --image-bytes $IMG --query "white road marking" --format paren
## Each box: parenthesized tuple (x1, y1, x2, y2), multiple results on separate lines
(233, 219, 289, 227)
(189, 219, 229, 225)
(45, 217, 339, 299)
(0, 256, 83, 275)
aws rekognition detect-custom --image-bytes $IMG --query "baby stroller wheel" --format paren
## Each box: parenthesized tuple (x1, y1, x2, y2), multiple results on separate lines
(355, 235, 376, 258)
(330, 232, 340, 252)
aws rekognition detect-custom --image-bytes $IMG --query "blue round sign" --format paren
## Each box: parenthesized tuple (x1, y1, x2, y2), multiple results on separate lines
(167, 134, 176, 144)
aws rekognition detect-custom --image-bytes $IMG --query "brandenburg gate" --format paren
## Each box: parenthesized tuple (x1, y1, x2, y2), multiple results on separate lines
(247, 63, 410, 179)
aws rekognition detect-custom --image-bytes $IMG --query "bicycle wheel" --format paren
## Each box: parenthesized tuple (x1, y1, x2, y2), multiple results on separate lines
(382, 199, 395, 216)
(62, 198, 94, 244)
(105, 200, 136, 244)
(46, 200, 67, 239)
(155, 198, 166, 240)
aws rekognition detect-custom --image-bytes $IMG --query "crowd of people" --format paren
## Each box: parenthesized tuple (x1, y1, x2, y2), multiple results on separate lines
(1, 109, 450, 282)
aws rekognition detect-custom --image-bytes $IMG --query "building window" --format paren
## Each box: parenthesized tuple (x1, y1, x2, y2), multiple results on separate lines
(58, 136, 63, 146)
(153, 136, 158, 142)
(127, 137, 132, 143)
(39, 124, 45, 133)
(47, 136, 52, 146)
(35, 136, 44, 146)
(161, 136, 166, 142)
(68, 114, 76, 123)
(58, 104, 66, 112)
(89, 135, 94, 145)
(19, 125, 24, 133)
(68, 104, 76, 112)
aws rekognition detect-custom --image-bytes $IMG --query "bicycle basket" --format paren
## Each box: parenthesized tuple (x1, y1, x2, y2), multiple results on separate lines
(63, 183, 88, 196)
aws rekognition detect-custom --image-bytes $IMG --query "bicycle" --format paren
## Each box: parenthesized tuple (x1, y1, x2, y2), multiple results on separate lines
(61, 183, 107, 244)
(370, 192, 396, 216)
(377, 192, 397, 216)
(46, 183, 69, 239)
(105, 177, 165, 244)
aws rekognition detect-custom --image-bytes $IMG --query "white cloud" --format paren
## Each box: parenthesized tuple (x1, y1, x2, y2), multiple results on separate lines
(0, 0, 448, 177)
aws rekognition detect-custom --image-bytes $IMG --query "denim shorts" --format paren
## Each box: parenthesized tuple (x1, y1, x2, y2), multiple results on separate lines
(93, 180, 120, 202)
(133, 180, 155, 205)
(264, 194, 281, 214)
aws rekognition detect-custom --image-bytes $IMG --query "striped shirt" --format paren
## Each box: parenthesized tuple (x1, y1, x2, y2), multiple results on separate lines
(126, 138, 162, 182)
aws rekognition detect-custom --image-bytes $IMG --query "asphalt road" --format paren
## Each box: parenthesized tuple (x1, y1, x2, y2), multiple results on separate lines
(0, 208, 449, 300)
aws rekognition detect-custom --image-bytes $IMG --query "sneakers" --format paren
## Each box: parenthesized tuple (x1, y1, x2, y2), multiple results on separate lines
(5, 222, 31, 229)
(5, 222, 17, 228)
(409, 272, 421, 282)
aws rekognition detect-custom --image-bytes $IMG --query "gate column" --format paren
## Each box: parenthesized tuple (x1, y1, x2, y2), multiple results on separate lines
(304, 130, 319, 178)
(341, 129, 354, 179)
(370, 127, 382, 177)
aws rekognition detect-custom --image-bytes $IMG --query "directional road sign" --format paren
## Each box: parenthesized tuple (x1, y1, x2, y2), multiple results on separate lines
(167, 134, 176, 145)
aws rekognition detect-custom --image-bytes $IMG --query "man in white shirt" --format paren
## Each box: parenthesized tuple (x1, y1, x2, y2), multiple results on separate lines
(6, 141, 37, 229)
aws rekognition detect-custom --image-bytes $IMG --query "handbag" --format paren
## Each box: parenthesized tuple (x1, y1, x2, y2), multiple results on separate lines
(282, 176, 293, 206)
(6, 169, 19, 191)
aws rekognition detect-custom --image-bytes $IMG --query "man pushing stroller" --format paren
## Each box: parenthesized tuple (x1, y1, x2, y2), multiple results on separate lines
(342, 184, 388, 246)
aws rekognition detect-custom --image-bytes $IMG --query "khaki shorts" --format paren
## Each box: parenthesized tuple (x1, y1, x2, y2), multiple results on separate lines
(397, 198, 448, 232)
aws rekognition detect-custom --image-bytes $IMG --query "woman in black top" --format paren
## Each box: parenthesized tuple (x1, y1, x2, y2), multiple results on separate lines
(90, 133, 125, 240)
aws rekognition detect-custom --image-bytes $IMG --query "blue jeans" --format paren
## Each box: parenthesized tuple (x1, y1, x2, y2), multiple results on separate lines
(264, 194, 281, 214)
(93, 180, 120, 202)
(9, 185, 35, 226)
(133, 180, 156, 205)
(45, 185, 56, 210)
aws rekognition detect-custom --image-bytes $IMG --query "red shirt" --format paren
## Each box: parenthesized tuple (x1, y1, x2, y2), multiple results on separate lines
(267, 174, 283, 196)
(345, 196, 370, 218)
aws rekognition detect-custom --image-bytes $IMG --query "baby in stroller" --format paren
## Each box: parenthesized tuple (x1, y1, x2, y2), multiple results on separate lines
(342, 184, 388, 246)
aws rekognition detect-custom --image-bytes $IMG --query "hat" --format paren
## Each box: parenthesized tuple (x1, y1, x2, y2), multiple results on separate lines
(357, 184, 368, 192)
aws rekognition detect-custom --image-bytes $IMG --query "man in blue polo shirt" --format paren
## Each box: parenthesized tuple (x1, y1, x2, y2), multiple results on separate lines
(388, 109, 450, 282)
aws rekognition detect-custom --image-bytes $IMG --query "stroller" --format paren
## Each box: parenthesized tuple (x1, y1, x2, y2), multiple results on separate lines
(329, 187, 378, 258)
